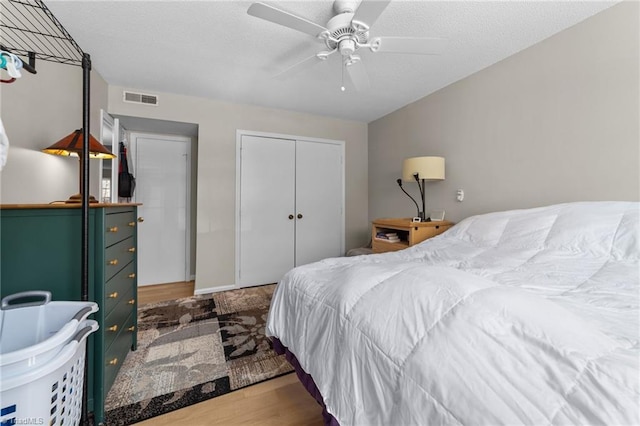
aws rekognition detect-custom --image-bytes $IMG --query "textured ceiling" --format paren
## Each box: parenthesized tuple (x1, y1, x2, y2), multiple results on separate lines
(45, 0, 618, 123)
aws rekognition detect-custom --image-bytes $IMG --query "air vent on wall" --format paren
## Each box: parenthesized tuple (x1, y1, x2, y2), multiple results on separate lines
(123, 91, 158, 106)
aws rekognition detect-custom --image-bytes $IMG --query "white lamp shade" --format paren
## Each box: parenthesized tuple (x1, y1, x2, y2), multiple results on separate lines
(402, 156, 445, 181)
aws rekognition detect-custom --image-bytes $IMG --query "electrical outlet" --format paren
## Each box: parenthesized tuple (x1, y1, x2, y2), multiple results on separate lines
(456, 189, 464, 202)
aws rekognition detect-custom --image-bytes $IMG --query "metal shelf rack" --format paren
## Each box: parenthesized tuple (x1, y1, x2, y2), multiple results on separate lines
(1, 1, 93, 423)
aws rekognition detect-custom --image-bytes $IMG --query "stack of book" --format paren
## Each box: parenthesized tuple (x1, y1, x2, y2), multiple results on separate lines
(375, 231, 400, 243)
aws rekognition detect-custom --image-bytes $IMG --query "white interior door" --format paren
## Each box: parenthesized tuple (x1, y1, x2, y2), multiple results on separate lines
(238, 135, 295, 287)
(132, 133, 190, 286)
(295, 140, 344, 266)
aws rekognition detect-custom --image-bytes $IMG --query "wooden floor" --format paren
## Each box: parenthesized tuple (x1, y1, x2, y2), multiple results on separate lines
(135, 373, 323, 426)
(137, 280, 195, 305)
(133, 281, 324, 425)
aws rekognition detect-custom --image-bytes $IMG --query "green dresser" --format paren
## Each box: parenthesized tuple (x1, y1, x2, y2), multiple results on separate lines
(0, 204, 140, 425)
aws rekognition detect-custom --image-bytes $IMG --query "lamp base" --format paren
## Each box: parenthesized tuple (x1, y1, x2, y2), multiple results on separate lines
(64, 193, 99, 204)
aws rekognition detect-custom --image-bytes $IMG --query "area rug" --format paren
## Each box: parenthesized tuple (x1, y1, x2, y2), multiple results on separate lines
(104, 284, 293, 425)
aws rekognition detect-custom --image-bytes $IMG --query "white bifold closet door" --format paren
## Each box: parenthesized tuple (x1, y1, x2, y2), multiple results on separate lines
(238, 134, 344, 287)
(294, 140, 343, 266)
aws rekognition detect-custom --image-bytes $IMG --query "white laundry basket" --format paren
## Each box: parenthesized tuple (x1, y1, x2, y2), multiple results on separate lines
(0, 291, 98, 378)
(0, 320, 98, 426)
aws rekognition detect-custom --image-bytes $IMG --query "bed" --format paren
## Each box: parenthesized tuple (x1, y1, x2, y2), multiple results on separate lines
(266, 201, 639, 425)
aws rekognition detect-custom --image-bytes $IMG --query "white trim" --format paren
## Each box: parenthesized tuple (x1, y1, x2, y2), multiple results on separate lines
(194, 284, 237, 295)
(99, 110, 118, 203)
(130, 131, 192, 283)
(235, 133, 242, 287)
(236, 129, 344, 146)
(235, 129, 346, 287)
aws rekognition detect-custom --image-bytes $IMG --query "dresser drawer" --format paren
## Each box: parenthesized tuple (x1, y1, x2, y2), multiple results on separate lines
(103, 287, 135, 351)
(105, 210, 137, 247)
(104, 262, 136, 316)
(104, 237, 136, 282)
(104, 312, 135, 393)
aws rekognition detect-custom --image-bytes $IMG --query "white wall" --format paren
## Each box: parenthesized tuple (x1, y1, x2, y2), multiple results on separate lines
(108, 88, 368, 292)
(0, 61, 109, 203)
(369, 2, 639, 223)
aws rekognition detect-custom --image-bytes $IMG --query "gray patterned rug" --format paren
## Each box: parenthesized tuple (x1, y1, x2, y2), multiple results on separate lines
(104, 284, 292, 425)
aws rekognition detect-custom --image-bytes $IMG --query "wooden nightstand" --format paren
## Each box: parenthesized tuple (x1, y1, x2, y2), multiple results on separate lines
(372, 218, 454, 253)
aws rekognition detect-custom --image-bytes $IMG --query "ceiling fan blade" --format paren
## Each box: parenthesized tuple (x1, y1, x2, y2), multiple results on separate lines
(372, 37, 447, 55)
(274, 54, 323, 80)
(248, 2, 328, 37)
(345, 59, 370, 92)
(351, 0, 391, 30)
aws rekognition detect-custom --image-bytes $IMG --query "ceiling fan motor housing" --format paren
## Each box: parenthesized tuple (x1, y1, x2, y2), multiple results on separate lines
(324, 12, 368, 53)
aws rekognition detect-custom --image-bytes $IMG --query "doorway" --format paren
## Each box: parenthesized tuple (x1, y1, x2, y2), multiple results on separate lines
(130, 132, 191, 286)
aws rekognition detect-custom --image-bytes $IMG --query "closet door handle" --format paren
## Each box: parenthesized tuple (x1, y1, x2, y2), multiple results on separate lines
(297, 213, 303, 219)
(288, 214, 294, 220)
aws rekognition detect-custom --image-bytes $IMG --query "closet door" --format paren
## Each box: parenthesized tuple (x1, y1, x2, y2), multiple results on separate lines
(295, 140, 344, 266)
(238, 135, 295, 286)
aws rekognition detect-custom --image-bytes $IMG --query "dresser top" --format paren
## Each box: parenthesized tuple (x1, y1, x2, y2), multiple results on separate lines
(0, 203, 141, 209)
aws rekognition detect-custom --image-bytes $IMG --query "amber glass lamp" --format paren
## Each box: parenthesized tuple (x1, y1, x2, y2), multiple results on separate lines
(42, 129, 116, 203)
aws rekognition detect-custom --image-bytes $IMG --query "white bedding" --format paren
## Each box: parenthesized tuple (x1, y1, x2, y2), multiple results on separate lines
(266, 202, 639, 425)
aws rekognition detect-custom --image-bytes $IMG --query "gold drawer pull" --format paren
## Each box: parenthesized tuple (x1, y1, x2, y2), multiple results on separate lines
(108, 292, 118, 299)
(137, 217, 144, 223)
(108, 358, 118, 366)
(128, 221, 136, 227)
(109, 259, 118, 266)
(127, 326, 136, 332)
(107, 325, 118, 332)
(108, 226, 118, 233)
(128, 247, 136, 253)
(128, 299, 136, 305)
(128, 273, 136, 279)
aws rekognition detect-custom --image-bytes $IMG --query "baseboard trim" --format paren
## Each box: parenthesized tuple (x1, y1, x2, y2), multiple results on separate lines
(194, 284, 237, 295)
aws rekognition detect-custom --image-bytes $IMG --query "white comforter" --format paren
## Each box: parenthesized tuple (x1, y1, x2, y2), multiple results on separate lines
(266, 202, 639, 425)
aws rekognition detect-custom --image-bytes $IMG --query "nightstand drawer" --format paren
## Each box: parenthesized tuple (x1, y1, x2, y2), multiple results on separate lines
(105, 237, 136, 281)
(104, 262, 136, 316)
(104, 312, 135, 393)
(105, 209, 137, 247)
(373, 240, 409, 253)
(104, 287, 135, 351)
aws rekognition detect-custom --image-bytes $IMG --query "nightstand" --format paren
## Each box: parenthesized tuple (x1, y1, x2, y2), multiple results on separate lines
(372, 218, 454, 253)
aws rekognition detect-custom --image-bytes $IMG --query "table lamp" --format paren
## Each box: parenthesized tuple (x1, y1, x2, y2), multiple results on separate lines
(42, 128, 116, 203)
(398, 156, 445, 221)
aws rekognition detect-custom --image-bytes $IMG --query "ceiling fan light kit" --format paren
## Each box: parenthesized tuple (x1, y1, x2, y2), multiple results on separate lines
(248, 0, 445, 92)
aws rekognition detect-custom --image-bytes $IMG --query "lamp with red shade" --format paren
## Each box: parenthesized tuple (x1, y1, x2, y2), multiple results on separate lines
(42, 128, 116, 203)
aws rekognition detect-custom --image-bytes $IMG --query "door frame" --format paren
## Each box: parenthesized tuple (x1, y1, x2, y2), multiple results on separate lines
(98, 109, 119, 203)
(129, 131, 192, 284)
(235, 129, 345, 288)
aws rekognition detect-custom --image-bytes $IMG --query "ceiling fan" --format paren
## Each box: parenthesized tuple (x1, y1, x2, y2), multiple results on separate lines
(247, 0, 446, 91)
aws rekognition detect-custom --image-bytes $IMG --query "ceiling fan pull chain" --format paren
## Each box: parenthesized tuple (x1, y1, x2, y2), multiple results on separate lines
(341, 58, 346, 92)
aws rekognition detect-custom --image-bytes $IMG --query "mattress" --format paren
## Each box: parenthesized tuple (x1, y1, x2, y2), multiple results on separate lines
(266, 201, 639, 425)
